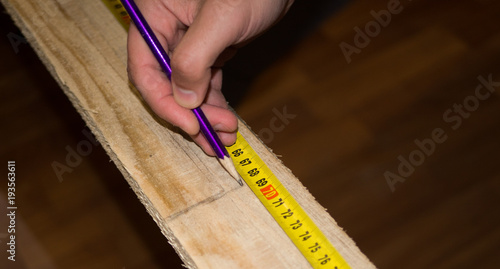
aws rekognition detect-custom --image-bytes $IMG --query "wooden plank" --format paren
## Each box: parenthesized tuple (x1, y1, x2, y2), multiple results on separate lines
(0, 0, 374, 268)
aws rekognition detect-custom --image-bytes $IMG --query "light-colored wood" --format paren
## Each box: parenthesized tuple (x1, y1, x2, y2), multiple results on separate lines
(0, 0, 373, 268)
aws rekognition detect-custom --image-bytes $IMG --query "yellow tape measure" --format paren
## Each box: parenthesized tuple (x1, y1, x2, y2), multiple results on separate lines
(227, 133, 349, 269)
(102, 0, 130, 28)
(102, 1, 349, 267)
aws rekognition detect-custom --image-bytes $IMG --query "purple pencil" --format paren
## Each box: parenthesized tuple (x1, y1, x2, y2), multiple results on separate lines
(121, 0, 242, 185)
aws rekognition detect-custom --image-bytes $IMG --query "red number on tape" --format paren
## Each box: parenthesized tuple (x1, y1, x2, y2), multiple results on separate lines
(260, 184, 279, 200)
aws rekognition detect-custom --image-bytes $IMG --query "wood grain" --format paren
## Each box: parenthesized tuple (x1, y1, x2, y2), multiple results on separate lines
(0, 0, 372, 268)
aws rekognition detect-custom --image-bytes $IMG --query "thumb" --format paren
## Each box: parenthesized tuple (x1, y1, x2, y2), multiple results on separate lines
(171, 2, 243, 109)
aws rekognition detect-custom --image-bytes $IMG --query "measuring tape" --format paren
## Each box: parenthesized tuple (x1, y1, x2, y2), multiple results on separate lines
(102, 0, 131, 28)
(102, 1, 349, 268)
(228, 133, 349, 268)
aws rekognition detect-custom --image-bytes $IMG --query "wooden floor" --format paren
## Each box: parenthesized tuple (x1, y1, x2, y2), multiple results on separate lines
(1, 0, 499, 268)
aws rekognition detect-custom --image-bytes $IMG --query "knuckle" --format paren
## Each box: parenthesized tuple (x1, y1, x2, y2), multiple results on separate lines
(171, 52, 202, 81)
(172, 54, 197, 77)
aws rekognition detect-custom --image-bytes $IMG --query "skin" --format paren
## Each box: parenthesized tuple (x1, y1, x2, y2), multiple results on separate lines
(127, 0, 294, 156)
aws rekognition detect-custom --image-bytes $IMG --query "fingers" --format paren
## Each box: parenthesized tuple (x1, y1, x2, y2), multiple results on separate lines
(128, 22, 200, 135)
(191, 69, 238, 155)
(170, 0, 246, 109)
(191, 103, 238, 156)
(127, 0, 242, 156)
(192, 129, 238, 157)
(205, 68, 238, 145)
(129, 23, 237, 147)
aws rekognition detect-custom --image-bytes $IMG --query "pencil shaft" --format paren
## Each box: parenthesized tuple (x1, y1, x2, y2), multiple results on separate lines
(121, 0, 228, 159)
(122, 0, 171, 78)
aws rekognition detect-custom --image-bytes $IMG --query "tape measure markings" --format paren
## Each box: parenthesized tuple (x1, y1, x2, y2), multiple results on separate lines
(101, 1, 350, 268)
(102, 0, 130, 28)
(228, 132, 350, 268)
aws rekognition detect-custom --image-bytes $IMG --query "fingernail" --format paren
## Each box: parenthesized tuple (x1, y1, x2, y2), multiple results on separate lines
(174, 87, 197, 108)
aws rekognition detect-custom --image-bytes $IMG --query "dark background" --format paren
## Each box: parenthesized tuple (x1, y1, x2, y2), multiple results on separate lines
(1, 0, 500, 268)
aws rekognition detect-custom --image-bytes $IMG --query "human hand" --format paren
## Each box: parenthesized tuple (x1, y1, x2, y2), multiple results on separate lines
(127, 0, 293, 156)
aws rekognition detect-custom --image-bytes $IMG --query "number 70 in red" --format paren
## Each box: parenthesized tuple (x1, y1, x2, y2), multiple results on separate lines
(260, 184, 279, 200)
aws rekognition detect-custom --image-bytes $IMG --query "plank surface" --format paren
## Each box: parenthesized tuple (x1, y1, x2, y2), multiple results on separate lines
(0, 0, 372, 268)
(2, 0, 500, 268)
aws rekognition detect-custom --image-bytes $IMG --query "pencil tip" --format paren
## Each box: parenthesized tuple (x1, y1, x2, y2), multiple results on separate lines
(219, 157, 243, 186)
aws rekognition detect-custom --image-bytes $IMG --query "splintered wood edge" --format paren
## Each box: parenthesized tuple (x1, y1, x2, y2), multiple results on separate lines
(237, 118, 374, 268)
(1, 0, 374, 268)
(0, 1, 195, 268)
